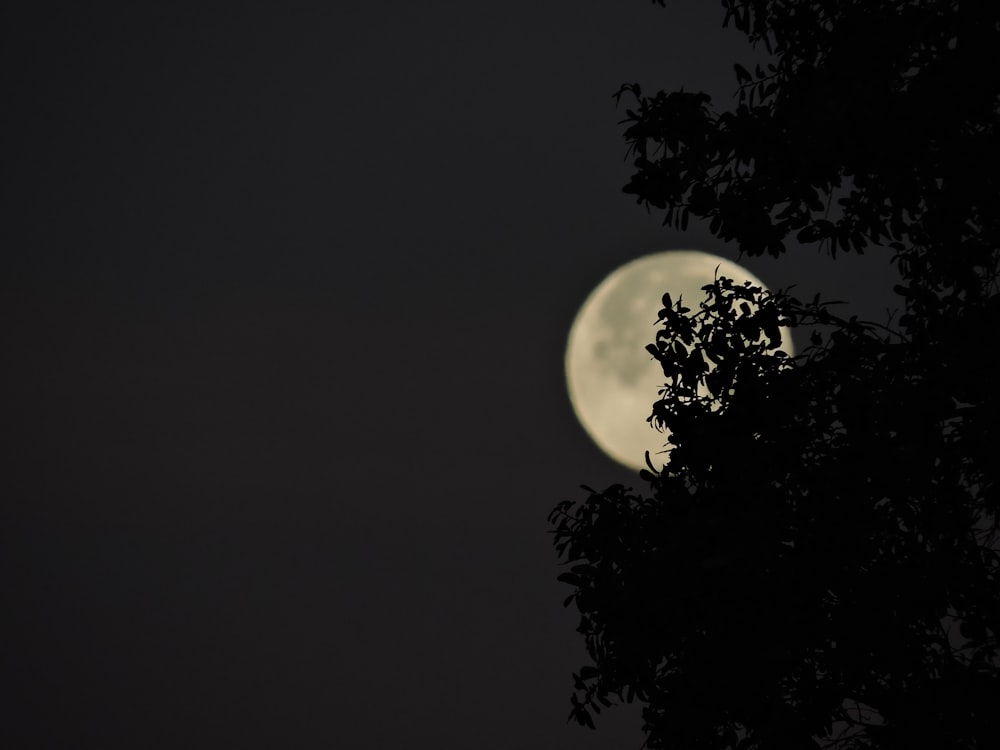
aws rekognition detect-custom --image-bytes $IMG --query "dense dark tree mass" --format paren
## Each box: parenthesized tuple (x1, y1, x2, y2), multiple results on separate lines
(551, 2, 1000, 748)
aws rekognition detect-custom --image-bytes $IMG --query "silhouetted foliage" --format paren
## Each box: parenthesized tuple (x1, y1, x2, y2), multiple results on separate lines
(551, 2, 1000, 748)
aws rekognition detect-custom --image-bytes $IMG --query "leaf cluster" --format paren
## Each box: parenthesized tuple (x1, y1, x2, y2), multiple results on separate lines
(552, 3, 1000, 747)
(629, 0, 999, 307)
(551, 280, 1000, 749)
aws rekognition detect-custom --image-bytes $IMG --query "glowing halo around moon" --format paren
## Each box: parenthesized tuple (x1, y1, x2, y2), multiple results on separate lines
(565, 250, 795, 472)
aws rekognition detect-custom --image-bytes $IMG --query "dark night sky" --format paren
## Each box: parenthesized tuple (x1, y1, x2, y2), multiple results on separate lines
(3, 3, 900, 748)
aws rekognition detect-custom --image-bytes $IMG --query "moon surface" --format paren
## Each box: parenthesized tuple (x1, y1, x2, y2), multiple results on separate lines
(565, 250, 795, 472)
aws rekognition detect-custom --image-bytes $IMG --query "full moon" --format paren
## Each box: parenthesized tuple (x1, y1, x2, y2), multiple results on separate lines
(565, 250, 795, 472)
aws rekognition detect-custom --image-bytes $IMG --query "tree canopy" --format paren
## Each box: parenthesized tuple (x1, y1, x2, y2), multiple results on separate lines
(551, 2, 1000, 748)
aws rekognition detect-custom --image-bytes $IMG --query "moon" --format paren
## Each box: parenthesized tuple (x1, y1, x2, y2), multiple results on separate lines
(565, 250, 794, 472)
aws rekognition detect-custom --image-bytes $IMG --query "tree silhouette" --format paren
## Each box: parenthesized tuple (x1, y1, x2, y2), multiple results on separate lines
(551, 3, 1000, 748)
